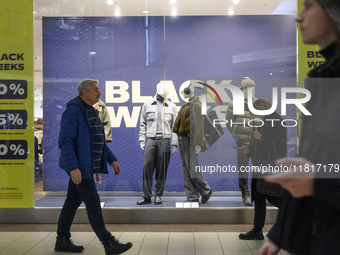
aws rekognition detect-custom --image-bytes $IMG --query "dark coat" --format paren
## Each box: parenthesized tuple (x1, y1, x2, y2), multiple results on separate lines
(252, 112, 287, 162)
(249, 112, 287, 201)
(267, 42, 340, 255)
(58, 97, 117, 179)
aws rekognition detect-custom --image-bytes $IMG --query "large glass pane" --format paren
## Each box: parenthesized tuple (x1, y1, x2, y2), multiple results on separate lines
(163, 3, 297, 208)
(33, 0, 298, 211)
(34, 0, 168, 208)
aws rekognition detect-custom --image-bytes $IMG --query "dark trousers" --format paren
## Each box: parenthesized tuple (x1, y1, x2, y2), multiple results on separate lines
(142, 138, 171, 199)
(253, 190, 279, 228)
(237, 142, 252, 199)
(178, 136, 211, 201)
(57, 179, 111, 247)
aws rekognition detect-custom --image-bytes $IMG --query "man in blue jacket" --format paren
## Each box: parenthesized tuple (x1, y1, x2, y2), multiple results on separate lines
(55, 79, 132, 255)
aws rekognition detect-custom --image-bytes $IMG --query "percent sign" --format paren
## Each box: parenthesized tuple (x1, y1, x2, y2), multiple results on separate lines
(9, 144, 25, 156)
(9, 83, 25, 95)
(8, 113, 24, 125)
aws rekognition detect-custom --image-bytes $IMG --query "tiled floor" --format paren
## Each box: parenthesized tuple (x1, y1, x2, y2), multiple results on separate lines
(0, 224, 291, 255)
(26, 181, 289, 254)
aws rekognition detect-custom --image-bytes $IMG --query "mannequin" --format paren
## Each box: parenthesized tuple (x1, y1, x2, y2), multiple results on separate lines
(137, 81, 178, 205)
(94, 99, 113, 143)
(93, 99, 113, 186)
(183, 85, 201, 154)
(140, 82, 177, 153)
(172, 84, 212, 203)
(225, 77, 257, 206)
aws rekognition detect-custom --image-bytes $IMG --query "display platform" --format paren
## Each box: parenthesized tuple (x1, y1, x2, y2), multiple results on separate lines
(0, 194, 278, 224)
(34, 195, 249, 208)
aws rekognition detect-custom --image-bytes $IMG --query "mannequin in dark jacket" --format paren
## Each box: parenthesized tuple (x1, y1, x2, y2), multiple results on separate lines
(259, 1, 340, 255)
(239, 99, 287, 240)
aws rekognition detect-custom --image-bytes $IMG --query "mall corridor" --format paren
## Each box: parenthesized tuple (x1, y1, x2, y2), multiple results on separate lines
(0, 224, 291, 255)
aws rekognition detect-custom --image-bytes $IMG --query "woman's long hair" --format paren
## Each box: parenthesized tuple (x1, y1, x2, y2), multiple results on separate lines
(316, 0, 340, 55)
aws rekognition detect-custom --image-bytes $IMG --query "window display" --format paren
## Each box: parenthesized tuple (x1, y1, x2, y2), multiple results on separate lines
(0, 0, 299, 212)
(41, 16, 297, 203)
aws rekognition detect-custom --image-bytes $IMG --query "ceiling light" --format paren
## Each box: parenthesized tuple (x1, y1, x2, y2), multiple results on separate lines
(170, 0, 176, 4)
(228, 10, 234, 15)
(233, 0, 239, 4)
(142, 10, 149, 14)
(39, 6, 54, 14)
(115, 10, 121, 16)
(107, 0, 114, 5)
(171, 10, 177, 16)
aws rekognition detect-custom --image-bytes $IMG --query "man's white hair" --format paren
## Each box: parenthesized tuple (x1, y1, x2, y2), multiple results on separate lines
(78, 79, 99, 96)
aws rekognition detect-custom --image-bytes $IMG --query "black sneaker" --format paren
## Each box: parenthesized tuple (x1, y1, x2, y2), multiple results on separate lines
(242, 197, 253, 206)
(239, 229, 264, 240)
(154, 196, 162, 205)
(201, 189, 213, 204)
(105, 237, 133, 255)
(55, 237, 84, 253)
(137, 196, 151, 205)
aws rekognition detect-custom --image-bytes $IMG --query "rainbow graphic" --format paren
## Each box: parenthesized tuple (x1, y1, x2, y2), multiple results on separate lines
(195, 82, 223, 106)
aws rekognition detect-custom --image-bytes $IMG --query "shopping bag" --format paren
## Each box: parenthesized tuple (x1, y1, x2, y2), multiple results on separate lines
(200, 110, 224, 152)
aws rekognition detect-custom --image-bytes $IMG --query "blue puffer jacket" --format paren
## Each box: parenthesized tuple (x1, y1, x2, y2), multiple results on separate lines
(58, 96, 117, 179)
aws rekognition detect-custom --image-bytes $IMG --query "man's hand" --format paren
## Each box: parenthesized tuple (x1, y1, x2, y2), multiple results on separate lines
(171, 145, 177, 153)
(111, 161, 121, 176)
(254, 130, 262, 140)
(140, 142, 145, 151)
(264, 157, 315, 198)
(70, 168, 82, 185)
(258, 240, 280, 255)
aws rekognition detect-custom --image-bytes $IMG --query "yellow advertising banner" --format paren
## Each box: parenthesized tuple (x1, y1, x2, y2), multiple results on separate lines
(0, 1, 34, 208)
